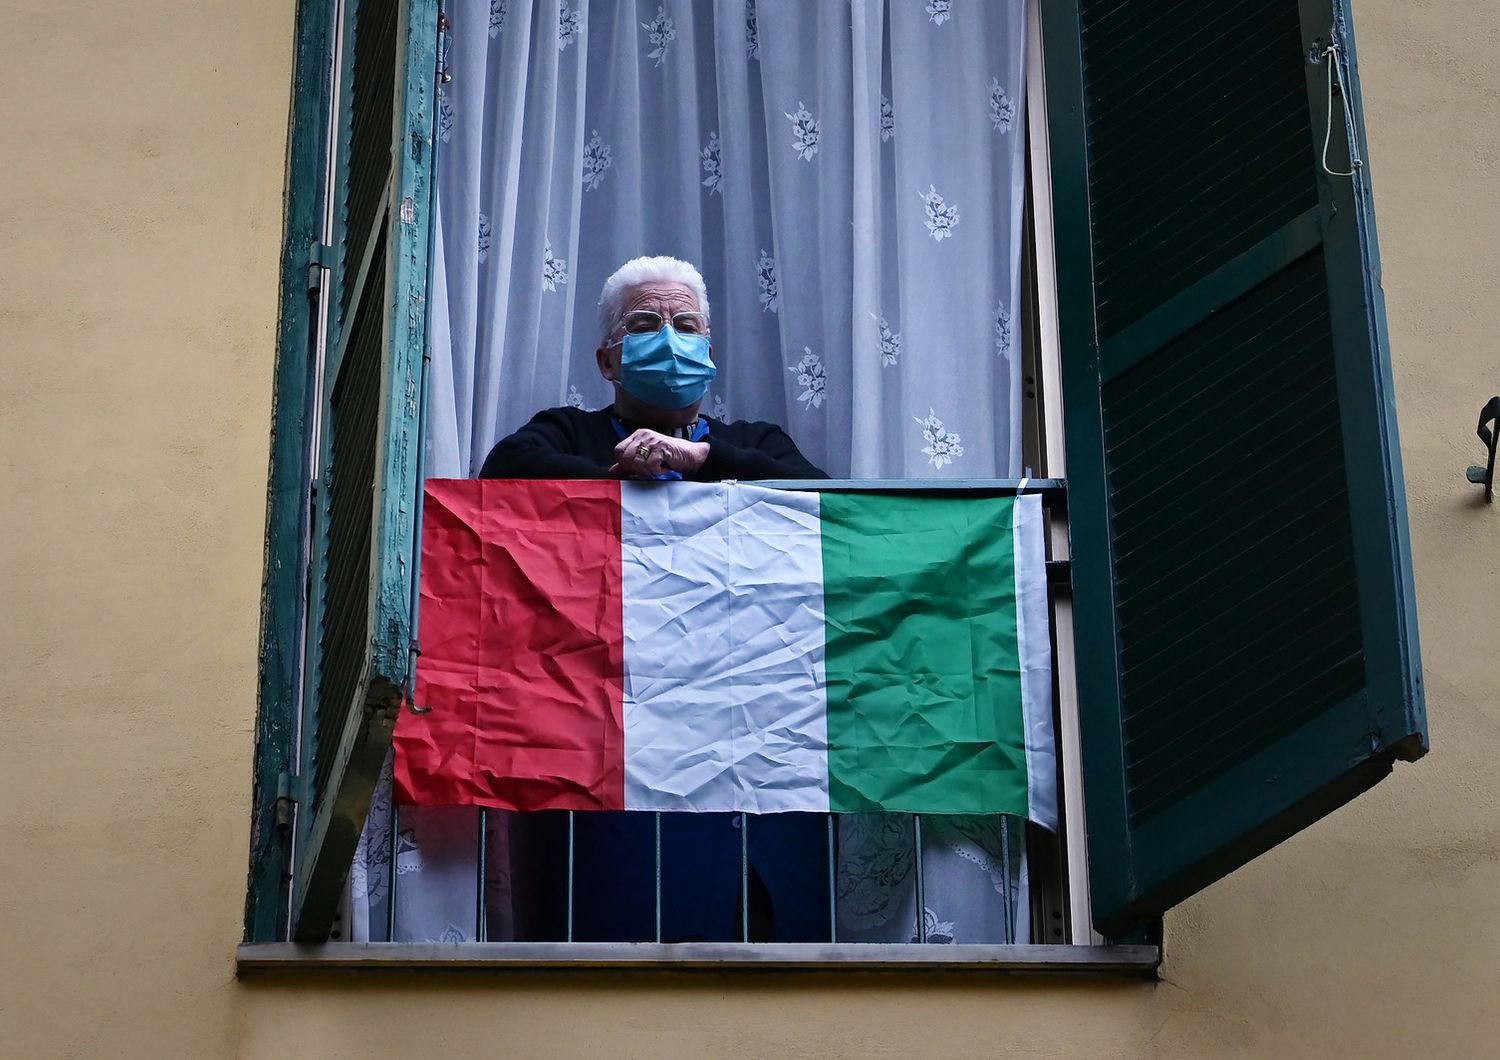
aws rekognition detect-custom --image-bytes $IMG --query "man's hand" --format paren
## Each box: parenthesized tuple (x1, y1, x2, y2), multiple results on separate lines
(610, 428, 710, 478)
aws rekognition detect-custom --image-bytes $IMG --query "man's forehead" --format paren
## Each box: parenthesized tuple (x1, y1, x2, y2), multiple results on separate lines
(623, 281, 698, 308)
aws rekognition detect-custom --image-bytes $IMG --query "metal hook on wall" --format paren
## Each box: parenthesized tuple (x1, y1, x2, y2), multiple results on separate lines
(1466, 396, 1499, 503)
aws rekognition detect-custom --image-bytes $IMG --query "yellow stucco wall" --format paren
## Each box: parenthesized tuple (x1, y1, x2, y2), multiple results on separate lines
(2, 1, 1496, 1056)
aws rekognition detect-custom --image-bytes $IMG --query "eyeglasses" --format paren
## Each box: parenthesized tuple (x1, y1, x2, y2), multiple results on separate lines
(615, 309, 710, 338)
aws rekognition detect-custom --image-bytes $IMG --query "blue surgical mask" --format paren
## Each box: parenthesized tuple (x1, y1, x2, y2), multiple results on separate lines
(617, 325, 717, 409)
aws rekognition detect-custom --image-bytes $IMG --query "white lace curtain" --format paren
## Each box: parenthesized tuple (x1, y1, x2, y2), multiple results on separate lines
(425, 0, 1027, 481)
(349, 0, 1033, 945)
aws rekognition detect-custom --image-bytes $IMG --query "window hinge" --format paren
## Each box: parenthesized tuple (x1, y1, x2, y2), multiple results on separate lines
(274, 771, 297, 831)
(406, 639, 431, 714)
(306, 241, 335, 291)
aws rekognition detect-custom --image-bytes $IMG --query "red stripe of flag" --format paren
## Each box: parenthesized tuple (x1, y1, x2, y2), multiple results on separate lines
(393, 479, 625, 810)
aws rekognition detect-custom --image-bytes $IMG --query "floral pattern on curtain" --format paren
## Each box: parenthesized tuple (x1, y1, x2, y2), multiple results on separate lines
(424, 0, 1027, 481)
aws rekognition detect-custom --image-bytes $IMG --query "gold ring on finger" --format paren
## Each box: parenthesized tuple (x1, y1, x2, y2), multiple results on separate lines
(636, 443, 652, 460)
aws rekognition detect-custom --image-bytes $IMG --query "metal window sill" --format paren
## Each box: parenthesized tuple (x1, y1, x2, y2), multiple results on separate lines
(236, 942, 1159, 976)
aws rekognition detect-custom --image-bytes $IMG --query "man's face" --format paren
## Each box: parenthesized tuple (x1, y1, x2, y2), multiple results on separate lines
(596, 281, 706, 382)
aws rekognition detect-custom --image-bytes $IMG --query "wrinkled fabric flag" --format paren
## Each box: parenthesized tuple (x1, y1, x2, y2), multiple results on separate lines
(394, 479, 1055, 827)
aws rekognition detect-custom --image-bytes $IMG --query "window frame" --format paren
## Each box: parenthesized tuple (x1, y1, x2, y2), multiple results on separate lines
(239, 0, 1155, 973)
(1021, 0, 1099, 948)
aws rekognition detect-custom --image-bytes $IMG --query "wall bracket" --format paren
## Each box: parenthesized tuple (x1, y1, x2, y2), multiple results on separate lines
(1466, 396, 1498, 503)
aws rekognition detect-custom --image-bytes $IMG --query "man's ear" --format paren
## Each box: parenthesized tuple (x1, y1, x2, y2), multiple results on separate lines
(596, 344, 618, 382)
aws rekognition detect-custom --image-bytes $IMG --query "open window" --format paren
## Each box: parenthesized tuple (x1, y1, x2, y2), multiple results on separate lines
(244, 0, 1425, 960)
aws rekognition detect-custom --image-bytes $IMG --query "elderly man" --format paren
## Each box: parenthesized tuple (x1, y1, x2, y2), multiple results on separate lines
(482, 256, 830, 944)
(480, 255, 824, 481)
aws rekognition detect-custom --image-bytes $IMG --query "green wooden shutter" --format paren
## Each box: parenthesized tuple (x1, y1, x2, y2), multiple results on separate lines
(289, 0, 439, 943)
(1041, 0, 1426, 937)
(246, 0, 335, 946)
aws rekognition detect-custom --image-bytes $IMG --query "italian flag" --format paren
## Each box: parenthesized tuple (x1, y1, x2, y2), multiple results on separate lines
(393, 479, 1056, 827)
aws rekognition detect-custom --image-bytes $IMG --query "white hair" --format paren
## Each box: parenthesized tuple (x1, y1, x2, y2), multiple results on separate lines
(596, 256, 711, 345)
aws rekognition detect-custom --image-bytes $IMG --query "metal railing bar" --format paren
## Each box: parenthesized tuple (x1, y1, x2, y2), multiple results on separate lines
(740, 813, 750, 943)
(1001, 817, 1014, 944)
(385, 802, 398, 942)
(475, 809, 488, 943)
(566, 811, 575, 943)
(826, 814, 837, 943)
(749, 478, 1066, 503)
(913, 814, 926, 944)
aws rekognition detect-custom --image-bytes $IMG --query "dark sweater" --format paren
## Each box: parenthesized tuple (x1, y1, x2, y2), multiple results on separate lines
(479, 406, 828, 480)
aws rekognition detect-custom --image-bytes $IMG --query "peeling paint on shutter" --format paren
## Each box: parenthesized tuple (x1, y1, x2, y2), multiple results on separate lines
(289, 0, 439, 943)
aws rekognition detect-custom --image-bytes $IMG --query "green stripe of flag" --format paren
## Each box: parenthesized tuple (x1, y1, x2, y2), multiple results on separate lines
(820, 493, 1030, 816)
